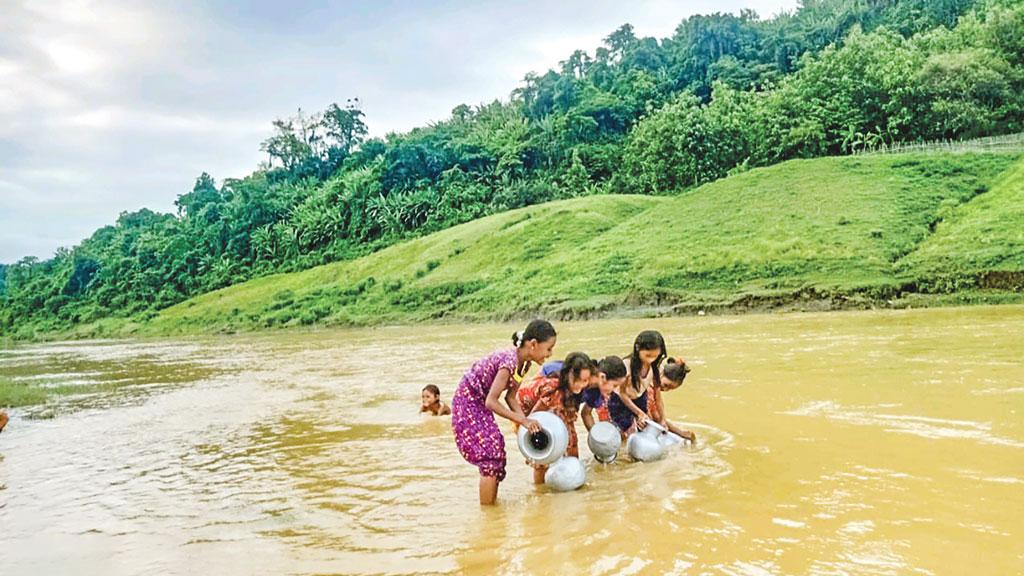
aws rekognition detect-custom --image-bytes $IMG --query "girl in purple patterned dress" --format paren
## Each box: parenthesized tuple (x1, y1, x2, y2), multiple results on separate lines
(452, 319, 557, 505)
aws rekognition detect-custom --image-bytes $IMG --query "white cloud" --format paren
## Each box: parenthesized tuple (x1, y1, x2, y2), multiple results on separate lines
(0, 0, 798, 263)
(42, 39, 105, 75)
(58, 105, 265, 136)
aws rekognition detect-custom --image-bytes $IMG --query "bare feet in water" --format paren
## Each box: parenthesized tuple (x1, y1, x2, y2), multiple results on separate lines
(0, 410, 9, 433)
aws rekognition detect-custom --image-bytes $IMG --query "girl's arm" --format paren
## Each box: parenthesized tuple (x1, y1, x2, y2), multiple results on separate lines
(654, 387, 667, 426)
(440, 402, 451, 416)
(485, 369, 540, 432)
(652, 388, 695, 441)
(617, 379, 648, 428)
(581, 405, 595, 431)
(665, 420, 697, 443)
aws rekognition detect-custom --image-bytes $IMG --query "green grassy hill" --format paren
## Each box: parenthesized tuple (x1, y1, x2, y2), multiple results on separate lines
(119, 152, 1023, 336)
(898, 156, 1024, 291)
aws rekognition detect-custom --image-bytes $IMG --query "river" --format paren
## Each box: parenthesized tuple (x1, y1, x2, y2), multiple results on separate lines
(1, 306, 1022, 574)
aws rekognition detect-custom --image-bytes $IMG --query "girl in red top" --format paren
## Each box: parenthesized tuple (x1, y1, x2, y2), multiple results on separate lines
(518, 352, 594, 484)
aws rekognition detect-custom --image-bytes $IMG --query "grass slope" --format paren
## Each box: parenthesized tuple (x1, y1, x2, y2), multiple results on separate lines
(130, 152, 1021, 336)
(897, 155, 1024, 291)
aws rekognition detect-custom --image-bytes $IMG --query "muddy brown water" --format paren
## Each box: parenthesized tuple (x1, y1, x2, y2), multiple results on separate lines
(1, 306, 1022, 575)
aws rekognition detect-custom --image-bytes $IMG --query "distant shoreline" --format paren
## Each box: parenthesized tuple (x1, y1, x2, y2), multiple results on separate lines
(6, 292, 1022, 345)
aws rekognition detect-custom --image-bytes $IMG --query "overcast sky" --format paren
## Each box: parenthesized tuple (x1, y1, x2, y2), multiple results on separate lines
(0, 0, 798, 264)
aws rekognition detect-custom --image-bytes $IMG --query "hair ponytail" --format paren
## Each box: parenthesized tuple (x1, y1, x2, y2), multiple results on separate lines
(514, 319, 556, 348)
(663, 357, 690, 384)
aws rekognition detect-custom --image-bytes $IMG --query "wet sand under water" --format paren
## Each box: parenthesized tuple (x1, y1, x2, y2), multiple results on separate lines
(1, 305, 1022, 575)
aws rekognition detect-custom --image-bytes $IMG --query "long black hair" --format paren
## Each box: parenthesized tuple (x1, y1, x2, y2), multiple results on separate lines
(558, 351, 592, 410)
(629, 330, 667, 394)
(512, 319, 556, 347)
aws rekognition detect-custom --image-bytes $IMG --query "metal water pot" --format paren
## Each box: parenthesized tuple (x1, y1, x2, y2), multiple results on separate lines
(516, 411, 570, 466)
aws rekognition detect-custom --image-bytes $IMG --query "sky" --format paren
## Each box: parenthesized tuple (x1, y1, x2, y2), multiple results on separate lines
(0, 0, 798, 264)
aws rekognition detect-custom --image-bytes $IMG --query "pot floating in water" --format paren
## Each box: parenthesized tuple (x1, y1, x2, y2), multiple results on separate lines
(544, 456, 587, 491)
(517, 411, 570, 466)
(587, 421, 622, 463)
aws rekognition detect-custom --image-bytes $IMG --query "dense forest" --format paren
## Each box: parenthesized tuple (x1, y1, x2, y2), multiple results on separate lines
(2, 0, 1022, 336)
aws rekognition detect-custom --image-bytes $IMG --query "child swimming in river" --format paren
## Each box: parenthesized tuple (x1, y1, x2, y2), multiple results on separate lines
(451, 319, 555, 505)
(420, 385, 451, 416)
(518, 352, 594, 484)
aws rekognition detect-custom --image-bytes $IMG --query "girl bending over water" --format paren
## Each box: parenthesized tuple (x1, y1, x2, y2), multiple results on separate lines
(609, 331, 698, 443)
(649, 358, 697, 443)
(580, 355, 626, 431)
(608, 330, 665, 436)
(518, 352, 593, 484)
(451, 319, 555, 505)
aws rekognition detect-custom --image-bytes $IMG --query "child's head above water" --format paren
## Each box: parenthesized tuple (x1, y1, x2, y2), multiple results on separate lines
(421, 384, 442, 407)
(512, 319, 557, 363)
(661, 357, 691, 391)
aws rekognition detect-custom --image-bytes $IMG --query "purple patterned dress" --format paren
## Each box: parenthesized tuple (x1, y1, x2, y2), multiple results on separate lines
(452, 348, 519, 482)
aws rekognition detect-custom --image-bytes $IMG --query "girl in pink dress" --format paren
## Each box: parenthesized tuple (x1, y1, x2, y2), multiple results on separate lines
(451, 319, 556, 505)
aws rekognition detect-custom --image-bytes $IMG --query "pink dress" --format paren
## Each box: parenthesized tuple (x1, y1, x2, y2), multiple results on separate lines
(451, 348, 519, 481)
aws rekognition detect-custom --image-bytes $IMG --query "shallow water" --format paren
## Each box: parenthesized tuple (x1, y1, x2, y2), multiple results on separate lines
(1, 306, 1022, 575)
